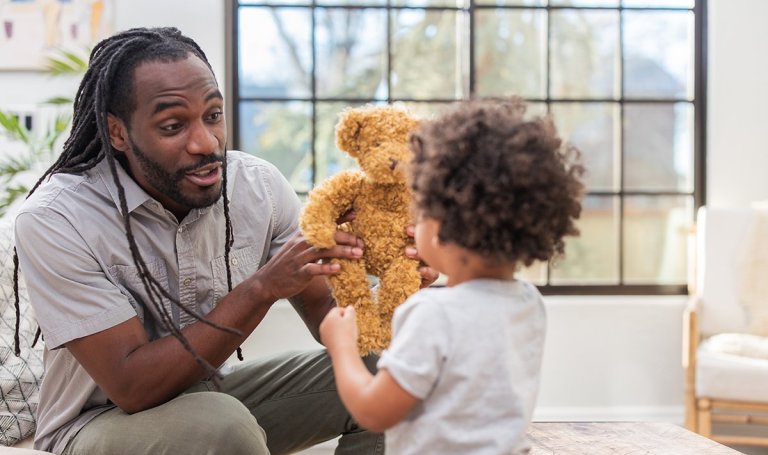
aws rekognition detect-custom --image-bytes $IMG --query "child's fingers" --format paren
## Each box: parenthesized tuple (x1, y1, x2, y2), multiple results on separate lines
(343, 306, 356, 319)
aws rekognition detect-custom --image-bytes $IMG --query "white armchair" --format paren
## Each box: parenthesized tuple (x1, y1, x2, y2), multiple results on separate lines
(685, 206, 768, 446)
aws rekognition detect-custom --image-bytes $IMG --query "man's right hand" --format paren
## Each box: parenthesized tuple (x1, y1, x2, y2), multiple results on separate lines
(254, 230, 364, 303)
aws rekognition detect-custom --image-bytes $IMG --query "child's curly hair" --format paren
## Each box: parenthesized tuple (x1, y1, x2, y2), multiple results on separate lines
(408, 96, 585, 266)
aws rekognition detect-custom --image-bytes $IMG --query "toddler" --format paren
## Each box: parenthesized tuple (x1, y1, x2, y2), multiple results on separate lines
(319, 97, 585, 454)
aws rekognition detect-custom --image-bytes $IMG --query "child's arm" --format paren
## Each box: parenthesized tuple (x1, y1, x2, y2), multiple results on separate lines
(320, 306, 419, 432)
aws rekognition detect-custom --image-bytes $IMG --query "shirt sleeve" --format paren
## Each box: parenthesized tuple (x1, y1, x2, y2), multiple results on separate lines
(14, 210, 137, 349)
(377, 291, 451, 400)
(261, 162, 301, 259)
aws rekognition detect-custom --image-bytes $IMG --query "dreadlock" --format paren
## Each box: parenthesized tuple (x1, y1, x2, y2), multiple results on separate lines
(13, 27, 243, 377)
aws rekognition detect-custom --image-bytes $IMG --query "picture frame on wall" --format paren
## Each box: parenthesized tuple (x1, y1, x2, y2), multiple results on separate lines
(0, 0, 113, 71)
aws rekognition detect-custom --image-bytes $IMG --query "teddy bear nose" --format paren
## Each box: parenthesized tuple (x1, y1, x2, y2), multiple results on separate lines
(389, 158, 398, 170)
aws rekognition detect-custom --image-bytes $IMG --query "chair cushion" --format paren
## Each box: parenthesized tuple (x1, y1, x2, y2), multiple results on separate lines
(696, 334, 768, 402)
(0, 217, 43, 447)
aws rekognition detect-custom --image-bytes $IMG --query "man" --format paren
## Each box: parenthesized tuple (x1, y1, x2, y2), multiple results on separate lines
(13, 27, 434, 455)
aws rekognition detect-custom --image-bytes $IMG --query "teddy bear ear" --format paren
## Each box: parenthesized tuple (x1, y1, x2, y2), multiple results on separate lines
(335, 109, 364, 158)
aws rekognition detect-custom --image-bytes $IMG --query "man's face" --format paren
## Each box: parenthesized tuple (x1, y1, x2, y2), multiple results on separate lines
(108, 55, 227, 219)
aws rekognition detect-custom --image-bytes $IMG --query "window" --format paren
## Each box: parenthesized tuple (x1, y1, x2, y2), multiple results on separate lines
(230, 0, 706, 295)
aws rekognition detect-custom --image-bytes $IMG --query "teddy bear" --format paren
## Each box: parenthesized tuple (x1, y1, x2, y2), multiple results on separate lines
(300, 104, 422, 354)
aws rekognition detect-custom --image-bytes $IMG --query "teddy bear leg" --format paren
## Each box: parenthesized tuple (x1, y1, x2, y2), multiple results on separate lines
(327, 258, 380, 355)
(375, 258, 422, 349)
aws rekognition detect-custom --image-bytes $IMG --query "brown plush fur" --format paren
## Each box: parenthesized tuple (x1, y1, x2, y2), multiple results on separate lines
(300, 105, 422, 354)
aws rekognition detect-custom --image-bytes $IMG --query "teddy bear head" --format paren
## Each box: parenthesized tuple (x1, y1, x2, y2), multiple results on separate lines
(335, 105, 419, 185)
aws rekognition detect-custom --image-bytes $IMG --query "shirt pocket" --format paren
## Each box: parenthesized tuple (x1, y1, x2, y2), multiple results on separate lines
(211, 245, 264, 304)
(108, 259, 171, 328)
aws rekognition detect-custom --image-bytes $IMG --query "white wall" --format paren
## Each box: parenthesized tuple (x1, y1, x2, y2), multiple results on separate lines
(707, 0, 768, 208)
(1, 0, 763, 427)
(0, 0, 226, 106)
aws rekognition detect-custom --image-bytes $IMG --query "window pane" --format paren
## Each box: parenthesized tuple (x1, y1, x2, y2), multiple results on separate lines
(391, 9, 468, 100)
(316, 8, 388, 99)
(526, 101, 548, 118)
(240, 0, 310, 4)
(624, 195, 692, 284)
(551, 0, 619, 5)
(551, 102, 618, 191)
(238, 7, 311, 98)
(550, 10, 620, 99)
(315, 102, 363, 184)
(476, 9, 547, 99)
(392, 0, 468, 5)
(317, 0, 386, 4)
(623, 10, 694, 100)
(550, 196, 619, 285)
(476, 0, 546, 5)
(399, 101, 455, 121)
(622, 0, 693, 7)
(238, 101, 312, 193)
(624, 102, 693, 192)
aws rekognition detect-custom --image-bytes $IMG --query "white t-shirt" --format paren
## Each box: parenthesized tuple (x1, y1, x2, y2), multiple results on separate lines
(377, 278, 546, 455)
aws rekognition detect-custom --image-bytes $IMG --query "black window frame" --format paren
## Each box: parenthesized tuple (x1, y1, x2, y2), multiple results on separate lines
(228, 0, 707, 296)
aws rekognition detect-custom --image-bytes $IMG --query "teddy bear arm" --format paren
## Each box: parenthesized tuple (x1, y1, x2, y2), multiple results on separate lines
(300, 171, 365, 248)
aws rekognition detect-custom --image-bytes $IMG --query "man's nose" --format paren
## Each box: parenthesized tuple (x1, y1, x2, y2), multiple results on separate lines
(187, 121, 219, 155)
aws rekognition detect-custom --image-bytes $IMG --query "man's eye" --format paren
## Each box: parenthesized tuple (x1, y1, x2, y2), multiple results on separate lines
(208, 111, 223, 121)
(160, 123, 183, 132)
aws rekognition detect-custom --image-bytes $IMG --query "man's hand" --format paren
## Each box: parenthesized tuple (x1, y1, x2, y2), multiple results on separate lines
(320, 306, 359, 357)
(255, 230, 364, 303)
(405, 225, 440, 288)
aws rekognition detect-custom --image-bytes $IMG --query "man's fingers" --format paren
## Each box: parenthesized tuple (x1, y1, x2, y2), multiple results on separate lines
(333, 230, 364, 248)
(302, 262, 342, 276)
(336, 210, 357, 225)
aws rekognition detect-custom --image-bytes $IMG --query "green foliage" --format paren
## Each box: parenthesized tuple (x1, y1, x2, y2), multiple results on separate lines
(0, 47, 86, 217)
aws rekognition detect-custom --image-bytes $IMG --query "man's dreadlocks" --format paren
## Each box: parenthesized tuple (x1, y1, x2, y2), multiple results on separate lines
(13, 27, 242, 376)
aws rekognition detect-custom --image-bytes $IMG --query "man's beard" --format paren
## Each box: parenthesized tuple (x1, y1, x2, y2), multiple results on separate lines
(131, 143, 225, 210)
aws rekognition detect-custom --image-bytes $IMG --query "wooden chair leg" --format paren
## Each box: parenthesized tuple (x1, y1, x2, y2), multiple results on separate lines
(698, 398, 712, 438)
(685, 393, 699, 432)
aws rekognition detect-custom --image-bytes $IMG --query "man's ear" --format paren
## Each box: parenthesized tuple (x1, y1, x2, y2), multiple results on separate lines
(107, 113, 129, 153)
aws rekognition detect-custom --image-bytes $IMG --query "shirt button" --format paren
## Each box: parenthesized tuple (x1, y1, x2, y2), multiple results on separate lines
(183, 278, 192, 287)
(178, 226, 184, 233)
(231, 258, 239, 266)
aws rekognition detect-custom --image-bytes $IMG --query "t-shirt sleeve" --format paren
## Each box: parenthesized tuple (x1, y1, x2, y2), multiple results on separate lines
(377, 292, 450, 400)
(14, 210, 136, 349)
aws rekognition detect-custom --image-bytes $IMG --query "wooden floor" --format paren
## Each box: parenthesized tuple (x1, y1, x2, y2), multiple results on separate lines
(528, 422, 744, 454)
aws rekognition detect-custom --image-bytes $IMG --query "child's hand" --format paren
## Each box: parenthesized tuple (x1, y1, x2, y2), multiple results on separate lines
(320, 306, 359, 355)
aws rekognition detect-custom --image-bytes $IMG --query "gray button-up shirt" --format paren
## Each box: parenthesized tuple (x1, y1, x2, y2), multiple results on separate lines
(15, 151, 301, 454)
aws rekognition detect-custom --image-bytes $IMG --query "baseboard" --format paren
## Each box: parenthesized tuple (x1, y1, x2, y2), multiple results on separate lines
(533, 405, 685, 424)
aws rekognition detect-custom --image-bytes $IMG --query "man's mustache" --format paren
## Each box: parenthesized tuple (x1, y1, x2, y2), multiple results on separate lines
(177, 154, 225, 176)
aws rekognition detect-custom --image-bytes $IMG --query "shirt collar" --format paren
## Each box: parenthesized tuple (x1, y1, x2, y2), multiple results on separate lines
(94, 156, 153, 216)
(94, 155, 227, 218)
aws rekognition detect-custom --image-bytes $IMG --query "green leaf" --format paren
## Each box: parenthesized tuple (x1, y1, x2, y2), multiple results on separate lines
(45, 96, 74, 106)
(0, 184, 30, 218)
(44, 47, 89, 76)
(0, 110, 30, 143)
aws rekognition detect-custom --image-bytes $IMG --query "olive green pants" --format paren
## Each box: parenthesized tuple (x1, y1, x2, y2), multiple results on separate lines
(62, 350, 383, 455)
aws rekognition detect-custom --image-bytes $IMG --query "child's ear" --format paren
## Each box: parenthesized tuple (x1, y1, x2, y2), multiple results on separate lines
(107, 113, 129, 153)
(431, 233, 442, 248)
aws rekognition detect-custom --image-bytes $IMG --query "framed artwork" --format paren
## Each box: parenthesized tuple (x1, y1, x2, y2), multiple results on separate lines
(0, 0, 113, 70)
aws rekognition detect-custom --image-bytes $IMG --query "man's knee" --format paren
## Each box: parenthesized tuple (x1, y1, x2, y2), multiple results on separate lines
(171, 392, 268, 454)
